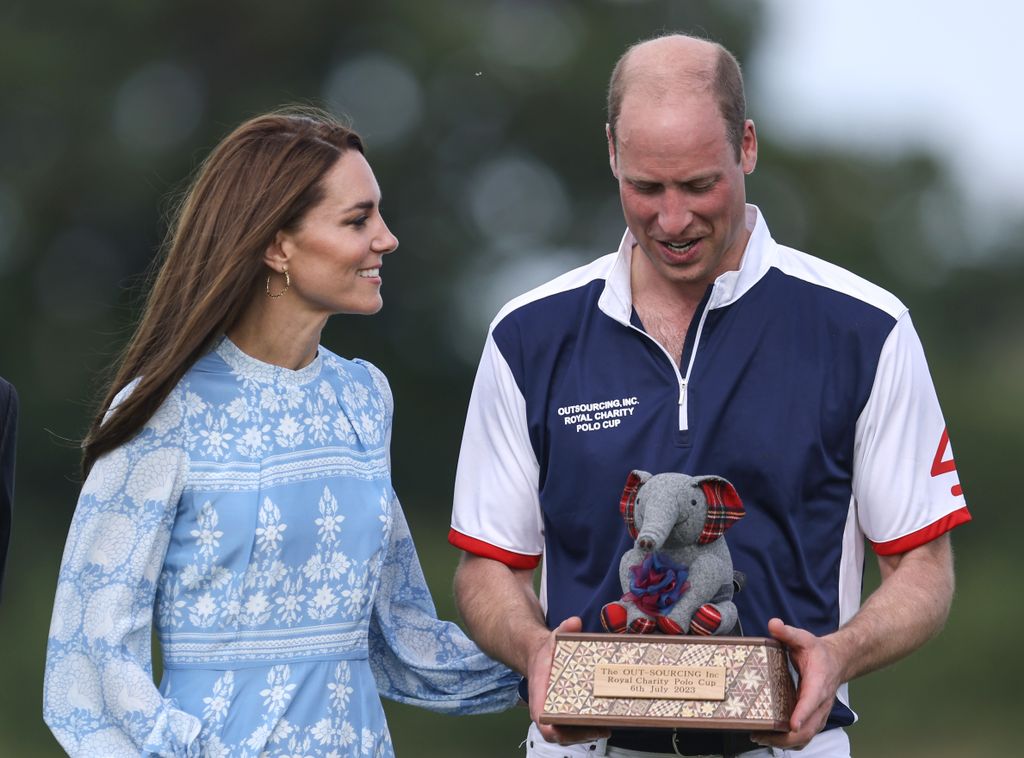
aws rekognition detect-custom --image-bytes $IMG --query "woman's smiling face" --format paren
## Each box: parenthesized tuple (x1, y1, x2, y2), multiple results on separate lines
(276, 149, 398, 318)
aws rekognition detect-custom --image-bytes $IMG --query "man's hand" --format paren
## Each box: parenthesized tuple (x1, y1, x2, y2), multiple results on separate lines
(752, 537, 956, 749)
(527, 616, 612, 746)
(752, 617, 844, 750)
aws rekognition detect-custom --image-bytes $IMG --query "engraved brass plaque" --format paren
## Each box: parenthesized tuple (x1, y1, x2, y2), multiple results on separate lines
(593, 664, 727, 700)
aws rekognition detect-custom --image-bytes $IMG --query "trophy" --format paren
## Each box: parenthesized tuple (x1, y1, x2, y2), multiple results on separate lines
(539, 471, 795, 731)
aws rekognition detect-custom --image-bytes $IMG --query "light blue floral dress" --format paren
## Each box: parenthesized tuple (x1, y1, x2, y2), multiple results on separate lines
(44, 338, 520, 757)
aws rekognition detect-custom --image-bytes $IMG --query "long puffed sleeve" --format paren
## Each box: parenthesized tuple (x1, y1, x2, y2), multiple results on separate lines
(368, 494, 522, 713)
(43, 386, 202, 757)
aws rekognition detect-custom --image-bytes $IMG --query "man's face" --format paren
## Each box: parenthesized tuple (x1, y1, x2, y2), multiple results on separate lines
(609, 92, 757, 300)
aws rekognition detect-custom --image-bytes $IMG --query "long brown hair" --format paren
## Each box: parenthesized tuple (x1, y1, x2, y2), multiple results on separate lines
(81, 107, 364, 477)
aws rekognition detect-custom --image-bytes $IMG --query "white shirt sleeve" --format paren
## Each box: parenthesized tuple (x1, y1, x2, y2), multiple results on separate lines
(450, 333, 544, 568)
(852, 313, 970, 554)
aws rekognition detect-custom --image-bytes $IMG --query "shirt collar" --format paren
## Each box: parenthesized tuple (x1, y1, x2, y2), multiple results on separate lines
(597, 228, 637, 324)
(598, 204, 776, 322)
(708, 204, 776, 309)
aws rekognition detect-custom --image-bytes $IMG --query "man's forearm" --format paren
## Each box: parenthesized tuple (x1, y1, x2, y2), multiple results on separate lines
(759, 533, 957, 749)
(828, 533, 955, 682)
(454, 553, 549, 675)
(454, 552, 610, 745)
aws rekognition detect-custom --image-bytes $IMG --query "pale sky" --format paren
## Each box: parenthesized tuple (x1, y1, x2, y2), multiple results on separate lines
(750, 0, 1023, 244)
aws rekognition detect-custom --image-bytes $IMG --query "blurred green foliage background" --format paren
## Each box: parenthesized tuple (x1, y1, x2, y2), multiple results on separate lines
(1, 1, 1019, 755)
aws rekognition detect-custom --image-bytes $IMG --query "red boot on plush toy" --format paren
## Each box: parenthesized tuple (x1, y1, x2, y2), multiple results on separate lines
(600, 470, 745, 636)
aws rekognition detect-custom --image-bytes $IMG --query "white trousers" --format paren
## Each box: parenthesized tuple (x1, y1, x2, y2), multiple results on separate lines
(523, 722, 851, 758)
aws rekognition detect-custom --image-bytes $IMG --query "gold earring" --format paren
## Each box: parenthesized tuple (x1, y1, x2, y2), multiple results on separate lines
(266, 267, 290, 298)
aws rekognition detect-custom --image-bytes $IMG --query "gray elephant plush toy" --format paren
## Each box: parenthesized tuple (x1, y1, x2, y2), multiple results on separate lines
(600, 470, 745, 636)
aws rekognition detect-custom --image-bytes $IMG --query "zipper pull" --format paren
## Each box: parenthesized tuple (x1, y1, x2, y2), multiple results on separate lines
(678, 378, 689, 432)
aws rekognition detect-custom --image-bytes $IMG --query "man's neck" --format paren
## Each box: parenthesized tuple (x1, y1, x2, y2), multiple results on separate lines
(632, 289, 699, 367)
(629, 251, 710, 366)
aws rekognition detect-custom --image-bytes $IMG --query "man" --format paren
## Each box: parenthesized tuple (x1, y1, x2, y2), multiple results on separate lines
(449, 33, 970, 757)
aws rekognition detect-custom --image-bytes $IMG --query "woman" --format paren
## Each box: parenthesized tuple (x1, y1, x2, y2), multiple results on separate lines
(43, 109, 519, 757)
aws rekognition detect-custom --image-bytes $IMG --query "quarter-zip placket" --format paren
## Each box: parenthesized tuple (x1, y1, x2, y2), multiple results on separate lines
(677, 298, 713, 432)
(627, 284, 715, 434)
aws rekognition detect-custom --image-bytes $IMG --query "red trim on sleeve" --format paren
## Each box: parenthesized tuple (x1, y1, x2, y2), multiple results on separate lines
(448, 528, 541, 570)
(871, 507, 972, 556)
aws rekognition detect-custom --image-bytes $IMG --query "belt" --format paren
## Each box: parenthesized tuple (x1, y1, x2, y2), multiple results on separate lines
(608, 729, 760, 757)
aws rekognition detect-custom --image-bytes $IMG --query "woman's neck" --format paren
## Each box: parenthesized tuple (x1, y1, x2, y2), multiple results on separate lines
(227, 297, 326, 371)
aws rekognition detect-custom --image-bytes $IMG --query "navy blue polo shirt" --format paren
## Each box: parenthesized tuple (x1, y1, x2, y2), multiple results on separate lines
(451, 206, 970, 727)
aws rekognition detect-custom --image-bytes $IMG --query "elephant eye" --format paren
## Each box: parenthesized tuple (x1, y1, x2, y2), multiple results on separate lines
(691, 499, 697, 506)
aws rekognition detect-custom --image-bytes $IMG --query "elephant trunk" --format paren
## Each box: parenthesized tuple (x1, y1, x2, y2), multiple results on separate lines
(635, 501, 680, 553)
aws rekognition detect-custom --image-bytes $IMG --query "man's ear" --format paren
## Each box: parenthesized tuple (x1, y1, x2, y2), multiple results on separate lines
(263, 230, 290, 272)
(606, 123, 619, 179)
(741, 119, 758, 175)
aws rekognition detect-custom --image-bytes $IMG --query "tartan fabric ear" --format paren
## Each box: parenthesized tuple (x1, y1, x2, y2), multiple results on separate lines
(696, 477, 744, 545)
(620, 470, 644, 539)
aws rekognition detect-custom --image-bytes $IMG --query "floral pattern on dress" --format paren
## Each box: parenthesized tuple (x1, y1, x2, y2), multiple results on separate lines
(44, 337, 519, 757)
